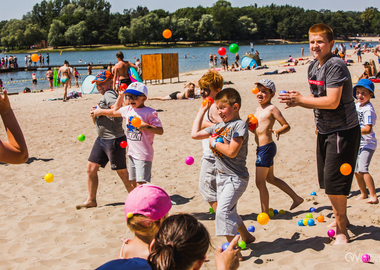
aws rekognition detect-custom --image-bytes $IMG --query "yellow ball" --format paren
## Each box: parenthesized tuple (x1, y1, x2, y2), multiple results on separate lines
(127, 212, 133, 219)
(303, 218, 309, 226)
(44, 173, 54, 183)
(268, 211, 274, 218)
(257, 212, 270, 225)
(279, 210, 285, 214)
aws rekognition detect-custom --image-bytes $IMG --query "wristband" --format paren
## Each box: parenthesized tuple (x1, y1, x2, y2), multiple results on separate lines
(211, 140, 217, 149)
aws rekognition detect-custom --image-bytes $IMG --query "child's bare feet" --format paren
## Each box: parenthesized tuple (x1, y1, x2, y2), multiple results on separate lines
(333, 233, 350, 245)
(290, 197, 304, 210)
(355, 194, 368, 200)
(366, 197, 379, 204)
(76, 200, 97, 210)
(327, 218, 350, 228)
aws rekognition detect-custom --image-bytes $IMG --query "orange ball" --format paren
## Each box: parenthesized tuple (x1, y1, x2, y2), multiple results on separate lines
(249, 116, 258, 125)
(257, 212, 270, 225)
(340, 163, 352, 176)
(317, 215, 324, 222)
(131, 117, 141, 128)
(31, 54, 39, 62)
(163, 29, 172, 39)
(252, 87, 259, 95)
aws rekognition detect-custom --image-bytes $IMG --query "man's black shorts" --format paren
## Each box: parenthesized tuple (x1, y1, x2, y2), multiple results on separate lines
(317, 125, 360, 195)
(88, 135, 127, 170)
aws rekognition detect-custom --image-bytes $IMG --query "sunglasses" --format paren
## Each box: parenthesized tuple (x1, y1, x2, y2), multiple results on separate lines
(125, 94, 140, 100)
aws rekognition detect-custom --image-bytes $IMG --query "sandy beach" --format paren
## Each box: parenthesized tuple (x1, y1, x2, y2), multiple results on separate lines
(1, 49, 380, 269)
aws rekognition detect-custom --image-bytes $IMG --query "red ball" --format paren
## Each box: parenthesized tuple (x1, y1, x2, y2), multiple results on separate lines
(211, 133, 218, 138)
(120, 83, 127, 90)
(120, 141, 128, 148)
(218, 47, 226, 56)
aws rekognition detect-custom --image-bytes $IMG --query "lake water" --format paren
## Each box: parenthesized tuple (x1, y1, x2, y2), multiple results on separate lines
(1, 41, 378, 93)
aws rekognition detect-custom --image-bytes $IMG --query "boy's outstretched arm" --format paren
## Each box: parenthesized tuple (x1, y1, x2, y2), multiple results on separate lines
(271, 106, 290, 141)
(210, 136, 243, 158)
(0, 90, 28, 164)
(279, 86, 342, 109)
(191, 105, 212, 140)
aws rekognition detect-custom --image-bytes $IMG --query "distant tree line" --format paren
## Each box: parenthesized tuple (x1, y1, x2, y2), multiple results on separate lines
(0, 0, 379, 50)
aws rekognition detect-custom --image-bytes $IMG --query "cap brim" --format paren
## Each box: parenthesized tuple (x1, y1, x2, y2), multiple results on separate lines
(124, 89, 143, 96)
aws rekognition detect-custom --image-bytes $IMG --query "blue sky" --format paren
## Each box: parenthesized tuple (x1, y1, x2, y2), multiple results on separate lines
(1, 0, 380, 21)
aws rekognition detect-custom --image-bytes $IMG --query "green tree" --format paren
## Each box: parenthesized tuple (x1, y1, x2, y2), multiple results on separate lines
(118, 26, 130, 44)
(0, 19, 27, 49)
(197, 14, 214, 41)
(48, 19, 65, 48)
(236, 15, 257, 40)
(361, 7, 378, 33)
(372, 13, 380, 34)
(64, 21, 88, 47)
(212, 0, 234, 40)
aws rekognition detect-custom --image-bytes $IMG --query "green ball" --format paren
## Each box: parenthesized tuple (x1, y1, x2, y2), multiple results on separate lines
(209, 207, 215, 214)
(238, 240, 246, 250)
(78, 134, 86, 142)
(306, 213, 313, 219)
(229, 43, 239, 54)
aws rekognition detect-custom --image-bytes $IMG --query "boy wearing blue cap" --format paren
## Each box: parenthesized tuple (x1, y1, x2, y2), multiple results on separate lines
(353, 79, 378, 204)
(77, 71, 132, 210)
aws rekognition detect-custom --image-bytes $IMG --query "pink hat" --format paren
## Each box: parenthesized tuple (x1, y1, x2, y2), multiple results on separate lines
(124, 185, 172, 222)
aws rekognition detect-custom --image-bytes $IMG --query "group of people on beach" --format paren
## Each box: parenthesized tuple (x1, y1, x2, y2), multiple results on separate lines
(1, 23, 379, 269)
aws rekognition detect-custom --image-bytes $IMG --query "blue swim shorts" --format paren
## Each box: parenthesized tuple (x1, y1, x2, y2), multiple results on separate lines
(256, 141, 277, 167)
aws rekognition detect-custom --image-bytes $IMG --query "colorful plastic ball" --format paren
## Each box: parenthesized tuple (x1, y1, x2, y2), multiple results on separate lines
(310, 191, 317, 196)
(268, 211, 274, 218)
(279, 90, 287, 94)
(229, 43, 239, 54)
(120, 141, 128, 148)
(202, 97, 213, 107)
(131, 117, 141, 128)
(222, 242, 230, 251)
(307, 219, 315, 226)
(185, 156, 194, 165)
(44, 173, 54, 183)
(303, 218, 309, 226)
(279, 210, 285, 214)
(309, 207, 316, 212)
(78, 134, 86, 142)
(298, 219, 304, 226)
(340, 163, 352, 176)
(362, 254, 371, 263)
(238, 240, 246, 250)
(257, 213, 270, 225)
(273, 209, 279, 214)
(252, 87, 259, 94)
(306, 213, 313, 219)
(211, 133, 218, 138)
(248, 225, 255, 232)
(209, 207, 215, 214)
(120, 83, 127, 91)
(249, 115, 258, 125)
(268, 208, 274, 212)
(31, 54, 39, 62)
(218, 47, 226, 56)
(163, 29, 172, 39)
(317, 215, 324, 222)
(216, 137, 224, 143)
(327, 229, 335, 237)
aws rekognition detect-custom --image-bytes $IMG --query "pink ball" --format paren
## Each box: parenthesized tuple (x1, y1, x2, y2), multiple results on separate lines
(186, 156, 194, 165)
(327, 229, 335, 238)
(362, 254, 370, 263)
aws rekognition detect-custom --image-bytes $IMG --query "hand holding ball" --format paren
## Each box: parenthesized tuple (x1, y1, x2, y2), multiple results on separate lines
(120, 83, 127, 91)
(202, 97, 213, 107)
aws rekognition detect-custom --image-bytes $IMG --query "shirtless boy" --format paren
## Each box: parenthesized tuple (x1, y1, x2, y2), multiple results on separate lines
(113, 51, 138, 90)
(251, 79, 303, 214)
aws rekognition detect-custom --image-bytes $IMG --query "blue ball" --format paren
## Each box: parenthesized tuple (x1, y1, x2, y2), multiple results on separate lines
(298, 219, 304, 226)
(222, 242, 230, 251)
(248, 225, 255, 232)
(216, 137, 224, 143)
(309, 207, 316, 212)
(310, 191, 317, 196)
(273, 209, 279, 214)
(307, 219, 315, 226)
(279, 90, 287, 94)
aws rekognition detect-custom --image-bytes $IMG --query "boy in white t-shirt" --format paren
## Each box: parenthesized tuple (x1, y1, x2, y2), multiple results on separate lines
(353, 79, 378, 204)
(114, 82, 163, 188)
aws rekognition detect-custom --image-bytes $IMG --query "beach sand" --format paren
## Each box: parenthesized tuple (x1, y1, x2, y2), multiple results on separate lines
(1, 50, 380, 269)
